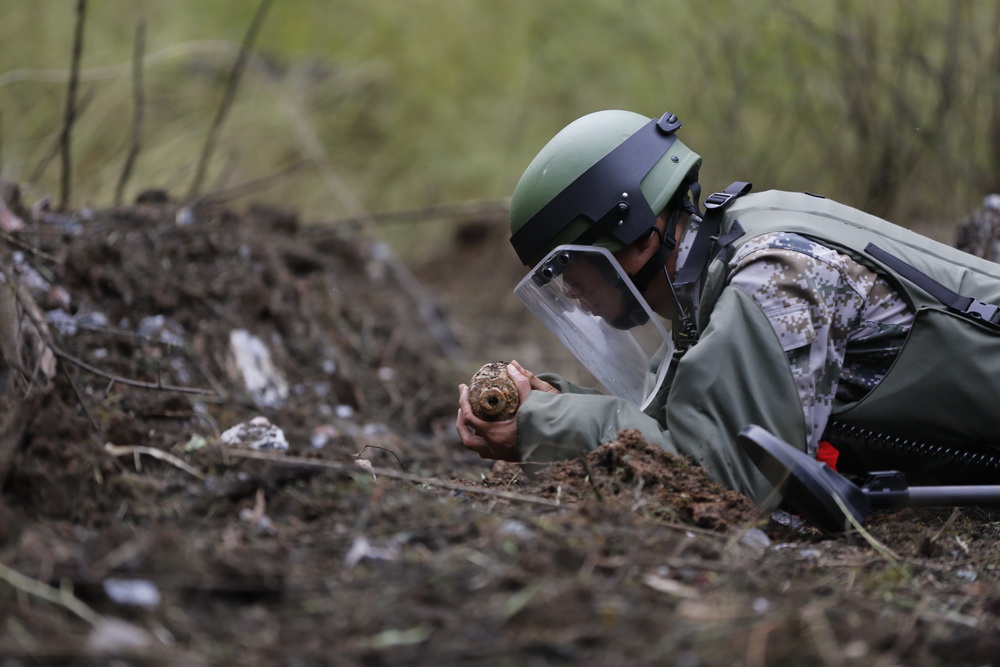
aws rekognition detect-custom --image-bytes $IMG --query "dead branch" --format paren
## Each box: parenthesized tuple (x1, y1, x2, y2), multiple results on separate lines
(577, 453, 604, 503)
(114, 20, 146, 206)
(29, 85, 97, 185)
(0, 560, 102, 627)
(229, 449, 564, 508)
(0, 229, 59, 264)
(65, 369, 100, 433)
(59, 0, 87, 211)
(7, 282, 216, 398)
(104, 443, 207, 480)
(354, 444, 410, 471)
(187, 0, 273, 200)
(53, 346, 217, 397)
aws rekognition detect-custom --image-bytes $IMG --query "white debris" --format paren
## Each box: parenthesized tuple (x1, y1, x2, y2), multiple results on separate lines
(738, 527, 772, 552)
(361, 422, 390, 437)
(78, 311, 109, 330)
(12, 251, 50, 294)
(228, 329, 289, 408)
(984, 194, 1000, 212)
(46, 308, 78, 336)
(310, 424, 339, 449)
(102, 578, 162, 608)
(44, 309, 109, 337)
(138, 315, 185, 346)
(496, 519, 533, 540)
(220, 416, 289, 451)
(175, 206, 195, 226)
(86, 618, 155, 652)
(344, 533, 409, 568)
(239, 506, 274, 531)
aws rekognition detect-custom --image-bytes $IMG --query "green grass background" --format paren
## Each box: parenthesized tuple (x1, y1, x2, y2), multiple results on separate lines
(2, 0, 998, 253)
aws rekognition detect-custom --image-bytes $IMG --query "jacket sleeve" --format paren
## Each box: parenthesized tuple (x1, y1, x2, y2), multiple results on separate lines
(516, 387, 675, 464)
(515, 285, 807, 506)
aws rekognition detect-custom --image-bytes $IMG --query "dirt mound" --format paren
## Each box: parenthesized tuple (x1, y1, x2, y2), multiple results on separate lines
(486, 429, 760, 532)
(0, 196, 460, 523)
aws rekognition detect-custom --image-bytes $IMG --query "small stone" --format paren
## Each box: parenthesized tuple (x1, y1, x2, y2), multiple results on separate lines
(220, 416, 289, 451)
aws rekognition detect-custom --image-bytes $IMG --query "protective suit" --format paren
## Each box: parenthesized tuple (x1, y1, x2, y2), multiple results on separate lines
(516, 189, 1000, 504)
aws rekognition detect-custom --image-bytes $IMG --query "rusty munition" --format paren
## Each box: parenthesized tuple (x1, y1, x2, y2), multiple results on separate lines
(468, 361, 519, 422)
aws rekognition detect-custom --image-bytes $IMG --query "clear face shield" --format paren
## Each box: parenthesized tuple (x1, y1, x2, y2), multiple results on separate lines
(514, 245, 674, 410)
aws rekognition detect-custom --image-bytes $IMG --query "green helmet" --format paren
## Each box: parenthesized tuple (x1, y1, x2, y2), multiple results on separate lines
(509, 110, 702, 267)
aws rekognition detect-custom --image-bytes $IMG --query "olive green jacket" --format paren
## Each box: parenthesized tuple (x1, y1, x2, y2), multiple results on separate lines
(516, 190, 1000, 504)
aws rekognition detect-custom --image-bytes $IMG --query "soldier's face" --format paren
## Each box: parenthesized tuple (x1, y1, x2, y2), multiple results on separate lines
(561, 259, 626, 322)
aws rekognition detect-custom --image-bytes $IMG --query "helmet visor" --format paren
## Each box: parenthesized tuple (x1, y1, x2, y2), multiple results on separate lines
(514, 245, 674, 410)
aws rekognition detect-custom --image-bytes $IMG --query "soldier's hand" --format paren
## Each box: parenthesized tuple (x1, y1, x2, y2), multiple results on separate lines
(455, 361, 558, 460)
(509, 359, 560, 395)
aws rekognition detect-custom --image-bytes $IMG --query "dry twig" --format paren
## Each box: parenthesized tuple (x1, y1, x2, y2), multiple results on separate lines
(0, 229, 59, 263)
(0, 560, 102, 627)
(229, 449, 563, 508)
(355, 444, 409, 471)
(32, 86, 97, 187)
(59, 0, 87, 210)
(53, 345, 217, 397)
(114, 20, 146, 206)
(577, 453, 604, 503)
(188, 0, 273, 199)
(6, 280, 217, 399)
(104, 443, 206, 481)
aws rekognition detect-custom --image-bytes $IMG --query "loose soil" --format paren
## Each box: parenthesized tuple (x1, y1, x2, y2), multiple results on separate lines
(1, 195, 999, 666)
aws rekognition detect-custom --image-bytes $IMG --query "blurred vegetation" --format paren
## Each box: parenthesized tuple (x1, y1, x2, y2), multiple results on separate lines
(1, 0, 998, 251)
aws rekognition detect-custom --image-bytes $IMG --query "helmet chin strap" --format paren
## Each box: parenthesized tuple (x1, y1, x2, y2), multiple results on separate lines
(618, 181, 703, 332)
(620, 206, 700, 345)
(627, 211, 677, 294)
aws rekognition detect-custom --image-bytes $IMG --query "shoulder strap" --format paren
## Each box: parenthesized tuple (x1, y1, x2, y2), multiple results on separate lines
(866, 243, 1000, 328)
(675, 181, 752, 287)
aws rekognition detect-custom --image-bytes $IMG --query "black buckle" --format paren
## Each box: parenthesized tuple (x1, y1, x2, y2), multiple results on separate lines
(656, 112, 682, 134)
(964, 299, 1000, 325)
(704, 191, 736, 209)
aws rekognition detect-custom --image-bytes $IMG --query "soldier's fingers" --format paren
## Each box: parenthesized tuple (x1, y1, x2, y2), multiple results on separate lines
(506, 363, 533, 403)
(510, 359, 559, 394)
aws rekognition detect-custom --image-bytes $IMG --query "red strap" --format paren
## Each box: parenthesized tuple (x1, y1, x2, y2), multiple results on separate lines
(816, 440, 840, 471)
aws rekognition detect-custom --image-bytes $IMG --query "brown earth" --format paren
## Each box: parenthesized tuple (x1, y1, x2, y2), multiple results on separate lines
(0, 194, 999, 665)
